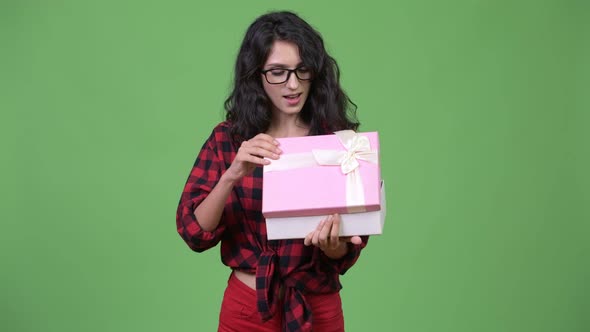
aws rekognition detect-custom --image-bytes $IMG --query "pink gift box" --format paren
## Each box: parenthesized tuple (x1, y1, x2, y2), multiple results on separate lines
(262, 131, 382, 219)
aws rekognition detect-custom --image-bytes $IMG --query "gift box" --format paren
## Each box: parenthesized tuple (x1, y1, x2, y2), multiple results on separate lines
(262, 130, 384, 239)
(265, 181, 386, 240)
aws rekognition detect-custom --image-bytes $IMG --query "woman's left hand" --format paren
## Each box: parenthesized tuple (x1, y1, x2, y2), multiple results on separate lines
(303, 214, 363, 259)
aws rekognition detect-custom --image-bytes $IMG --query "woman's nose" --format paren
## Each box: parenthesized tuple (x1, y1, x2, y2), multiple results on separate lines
(286, 72, 300, 89)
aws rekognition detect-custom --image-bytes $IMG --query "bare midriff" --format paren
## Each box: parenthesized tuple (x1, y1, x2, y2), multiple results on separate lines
(233, 269, 256, 290)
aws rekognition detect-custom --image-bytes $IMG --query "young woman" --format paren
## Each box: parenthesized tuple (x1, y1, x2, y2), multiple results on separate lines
(176, 11, 368, 332)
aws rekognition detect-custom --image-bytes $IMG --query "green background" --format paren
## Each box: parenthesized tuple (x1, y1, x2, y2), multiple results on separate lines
(1, 1, 589, 331)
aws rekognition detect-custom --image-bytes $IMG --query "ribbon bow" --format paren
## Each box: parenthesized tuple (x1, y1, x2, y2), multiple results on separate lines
(311, 130, 378, 212)
(312, 130, 378, 174)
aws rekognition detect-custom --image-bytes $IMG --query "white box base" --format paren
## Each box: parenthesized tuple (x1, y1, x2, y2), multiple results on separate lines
(266, 181, 386, 240)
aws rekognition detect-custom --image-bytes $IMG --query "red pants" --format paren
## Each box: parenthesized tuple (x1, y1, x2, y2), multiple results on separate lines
(218, 272, 345, 331)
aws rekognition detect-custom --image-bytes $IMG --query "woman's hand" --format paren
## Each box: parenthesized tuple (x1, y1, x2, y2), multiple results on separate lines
(303, 214, 363, 259)
(223, 133, 281, 183)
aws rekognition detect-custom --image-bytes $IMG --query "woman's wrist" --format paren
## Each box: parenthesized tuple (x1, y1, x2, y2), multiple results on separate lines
(220, 169, 240, 186)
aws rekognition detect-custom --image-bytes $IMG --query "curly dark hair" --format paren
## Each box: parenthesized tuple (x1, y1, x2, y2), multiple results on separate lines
(224, 11, 359, 141)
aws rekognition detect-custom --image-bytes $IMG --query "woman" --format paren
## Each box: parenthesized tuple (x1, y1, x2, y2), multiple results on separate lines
(176, 11, 368, 332)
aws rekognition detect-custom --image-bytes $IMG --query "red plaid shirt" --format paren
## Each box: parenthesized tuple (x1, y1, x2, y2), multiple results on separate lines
(176, 121, 367, 332)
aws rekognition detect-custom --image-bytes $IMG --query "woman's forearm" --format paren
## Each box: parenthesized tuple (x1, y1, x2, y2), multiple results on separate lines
(194, 173, 237, 232)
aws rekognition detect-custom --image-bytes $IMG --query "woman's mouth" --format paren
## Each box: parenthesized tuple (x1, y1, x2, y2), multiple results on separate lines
(284, 93, 302, 105)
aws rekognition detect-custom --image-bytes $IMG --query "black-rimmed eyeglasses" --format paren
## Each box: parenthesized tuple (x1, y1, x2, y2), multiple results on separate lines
(261, 67, 313, 84)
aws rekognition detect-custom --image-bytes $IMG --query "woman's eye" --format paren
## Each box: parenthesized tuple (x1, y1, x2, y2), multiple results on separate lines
(297, 67, 310, 73)
(270, 70, 286, 76)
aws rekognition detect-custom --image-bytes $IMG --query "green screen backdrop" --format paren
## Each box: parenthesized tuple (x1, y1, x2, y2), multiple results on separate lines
(1, 1, 588, 331)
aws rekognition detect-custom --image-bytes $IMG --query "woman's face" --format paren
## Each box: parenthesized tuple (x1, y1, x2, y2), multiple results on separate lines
(261, 40, 311, 117)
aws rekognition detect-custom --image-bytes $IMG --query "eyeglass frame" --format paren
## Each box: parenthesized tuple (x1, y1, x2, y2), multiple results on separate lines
(260, 67, 313, 85)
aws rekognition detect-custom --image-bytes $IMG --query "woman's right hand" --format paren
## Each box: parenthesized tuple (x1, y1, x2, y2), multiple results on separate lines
(223, 133, 281, 183)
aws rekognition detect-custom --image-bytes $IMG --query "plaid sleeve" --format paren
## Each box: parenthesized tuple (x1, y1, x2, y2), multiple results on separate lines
(319, 236, 369, 274)
(176, 130, 227, 252)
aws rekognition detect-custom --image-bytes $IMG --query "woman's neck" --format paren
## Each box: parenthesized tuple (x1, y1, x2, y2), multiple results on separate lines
(266, 113, 309, 138)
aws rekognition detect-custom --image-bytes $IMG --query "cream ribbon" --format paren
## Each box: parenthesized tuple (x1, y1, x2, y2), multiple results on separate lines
(264, 130, 378, 212)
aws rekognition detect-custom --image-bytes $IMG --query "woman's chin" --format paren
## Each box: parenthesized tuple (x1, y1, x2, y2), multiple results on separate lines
(274, 106, 303, 116)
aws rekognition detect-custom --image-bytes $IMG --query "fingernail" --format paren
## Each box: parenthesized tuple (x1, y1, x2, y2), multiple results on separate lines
(273, 140, 279, 145)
